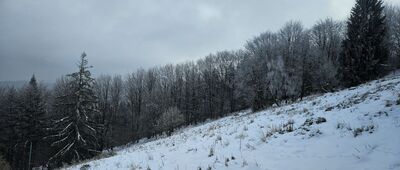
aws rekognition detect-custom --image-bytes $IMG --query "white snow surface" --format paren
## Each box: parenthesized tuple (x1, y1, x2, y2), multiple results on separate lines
(65, 75, 400, 170)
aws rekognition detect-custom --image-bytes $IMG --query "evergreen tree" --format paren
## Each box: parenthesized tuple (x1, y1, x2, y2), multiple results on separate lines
(0, 87, 23, 169)
(20, 75, 47, 142)
(19, 75, 47, 169)
(47, 52, 101, 166)
(339, 0, 389, 86)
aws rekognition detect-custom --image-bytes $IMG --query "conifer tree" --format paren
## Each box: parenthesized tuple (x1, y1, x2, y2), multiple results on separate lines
(21, 75, 47, 141)
(0, 87, 22, 169)
(19, 75, 47, 169)
(339, 0, 389, 86)
(47, 52, 101, 166)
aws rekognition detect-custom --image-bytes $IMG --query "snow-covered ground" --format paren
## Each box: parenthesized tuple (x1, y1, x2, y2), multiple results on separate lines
(66, 75, 400, 170)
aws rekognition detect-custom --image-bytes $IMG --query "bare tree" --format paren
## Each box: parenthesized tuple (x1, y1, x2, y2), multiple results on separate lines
(385, 5, 400, 70)
(126, 69, 145, 139)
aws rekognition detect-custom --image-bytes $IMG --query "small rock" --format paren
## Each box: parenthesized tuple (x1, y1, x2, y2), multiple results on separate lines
(315, 117, 327, 124)
(325, 106, 334, 111)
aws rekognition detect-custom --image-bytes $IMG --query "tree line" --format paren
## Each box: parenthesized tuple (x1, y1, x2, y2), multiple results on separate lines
(0, 0, 399, 169)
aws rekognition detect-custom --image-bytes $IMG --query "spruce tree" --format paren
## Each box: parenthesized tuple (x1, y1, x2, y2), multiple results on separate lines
(339, 0, 389, 86)
(21, 75, 47, 141)
(47, 52, 101, 166)
(19, 75, 47, 169)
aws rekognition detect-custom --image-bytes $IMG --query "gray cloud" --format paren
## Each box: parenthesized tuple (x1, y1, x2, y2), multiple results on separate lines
(1, 0, 399, 81)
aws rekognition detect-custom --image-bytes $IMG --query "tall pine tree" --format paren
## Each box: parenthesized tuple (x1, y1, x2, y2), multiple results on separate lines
(47, 52, 101, 166)
(339, 0, 389, 87)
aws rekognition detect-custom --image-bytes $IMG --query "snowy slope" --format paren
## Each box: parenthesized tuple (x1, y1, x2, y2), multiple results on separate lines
(66, 75, 400, 170)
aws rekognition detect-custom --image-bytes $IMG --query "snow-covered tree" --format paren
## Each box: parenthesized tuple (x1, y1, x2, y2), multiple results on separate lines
(277, 21, 308, 99)
(156, 107, 184, 135)
(309, 18, 344, 91)
(385, 5, 400, 70)
(237, 32, 279, 111)
(265, 55, 290, 104)
(214, 51, 241, 114)
(47, 52, 101, 165)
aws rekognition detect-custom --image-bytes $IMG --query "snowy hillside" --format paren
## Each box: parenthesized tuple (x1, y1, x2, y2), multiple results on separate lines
(66, 75, 400, 170)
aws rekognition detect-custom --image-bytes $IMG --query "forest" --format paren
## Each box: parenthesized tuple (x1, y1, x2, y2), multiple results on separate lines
(0, 0, 400, 169)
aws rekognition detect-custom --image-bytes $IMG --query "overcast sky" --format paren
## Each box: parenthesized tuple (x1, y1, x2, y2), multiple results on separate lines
(1, 0, 399, 81)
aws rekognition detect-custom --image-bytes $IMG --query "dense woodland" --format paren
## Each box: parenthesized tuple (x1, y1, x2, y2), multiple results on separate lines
(1, 0, 400, 169)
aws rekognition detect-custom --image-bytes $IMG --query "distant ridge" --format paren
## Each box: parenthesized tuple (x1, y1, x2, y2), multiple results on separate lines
(0, 80, 27, 88)
(0, 80, 54, 89)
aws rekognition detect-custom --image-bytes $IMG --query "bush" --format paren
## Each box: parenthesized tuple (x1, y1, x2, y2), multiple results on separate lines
(303, 118, 314, 126)
(93, 150, 117, 160)
(353, 127, 363, 137)
(353, 125, 375, 137)
(309, 129, 322, 137)
(336, 122, 352, 131)
(80, 164, 90, 170)
(261, 130, 274, 142)
(208, 147, 214, 157)
(262, 120, 295, 142)
(225, 157, 230, 167)
(156, 107, 185, 134)
(283, 120, 294, 132)
(303, 117, 326, 126)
